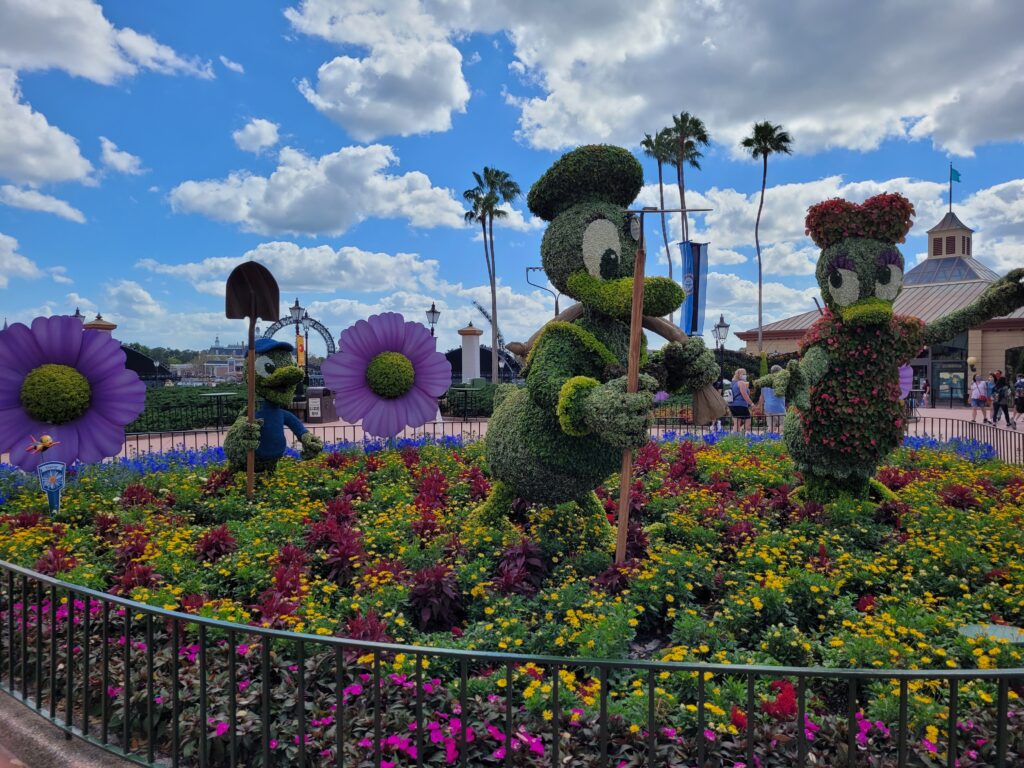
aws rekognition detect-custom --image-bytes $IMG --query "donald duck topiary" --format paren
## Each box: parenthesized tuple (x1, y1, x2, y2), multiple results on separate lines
(475, 145, 721, 537)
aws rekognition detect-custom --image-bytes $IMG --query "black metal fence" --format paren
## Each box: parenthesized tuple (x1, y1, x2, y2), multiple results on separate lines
(1, 558, 1022, 767)
(113, 416, 1024, 466)
(127, 398, 247, 434)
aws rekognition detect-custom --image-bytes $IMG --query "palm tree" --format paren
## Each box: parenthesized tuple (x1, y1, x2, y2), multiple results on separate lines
(641, 129, 677, 320)
(464, 167, 521, 383)
(741, 121, 793, 353)
(670, 112, 710, 243)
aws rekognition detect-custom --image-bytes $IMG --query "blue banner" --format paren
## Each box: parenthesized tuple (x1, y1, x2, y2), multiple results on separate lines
(37, 460, 66, 514)
(678, 241, 709, 336)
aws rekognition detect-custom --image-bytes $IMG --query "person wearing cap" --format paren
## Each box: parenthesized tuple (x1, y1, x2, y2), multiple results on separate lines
(224, 338, 323, 473)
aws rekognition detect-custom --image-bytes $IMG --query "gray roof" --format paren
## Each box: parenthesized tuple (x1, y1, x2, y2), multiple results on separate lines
(927, 211, 973, 233)
(903, 255, 1000, 286)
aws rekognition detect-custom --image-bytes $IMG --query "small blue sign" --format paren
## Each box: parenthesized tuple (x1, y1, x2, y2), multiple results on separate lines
(37, 461, 66, 514)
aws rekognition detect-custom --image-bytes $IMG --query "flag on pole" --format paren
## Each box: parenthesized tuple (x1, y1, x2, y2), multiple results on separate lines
(950, 166, 961, 183)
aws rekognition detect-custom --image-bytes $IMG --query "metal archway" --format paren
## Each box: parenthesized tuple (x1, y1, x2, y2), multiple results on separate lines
(261, 316, 336, 354)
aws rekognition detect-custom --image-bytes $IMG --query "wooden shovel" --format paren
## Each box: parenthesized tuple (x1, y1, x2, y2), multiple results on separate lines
(226, 262, 280, 497)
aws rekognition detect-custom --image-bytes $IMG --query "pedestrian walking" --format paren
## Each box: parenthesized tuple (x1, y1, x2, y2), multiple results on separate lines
(969, 374, 989, 423)
(921, 379, 930, 408)
(729, 368, 755, 433)
(991, 371, 1012, 427)
(758, 364, 787, 432)
(1014, 373, 1024, 428)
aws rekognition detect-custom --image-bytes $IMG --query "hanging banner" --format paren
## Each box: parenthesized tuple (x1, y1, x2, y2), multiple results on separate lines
(678, 241, 709, 336)
(296, 333, 306, 368)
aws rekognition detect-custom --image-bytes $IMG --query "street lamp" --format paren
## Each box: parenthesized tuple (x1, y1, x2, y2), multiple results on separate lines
(290, 298, 304, 398)
(526, 267, 560, 317)
(301, 311, 311, 387)
(426, 301, 441, 337)
(712, 313, 730, 397)
(498, 355, 506, 382)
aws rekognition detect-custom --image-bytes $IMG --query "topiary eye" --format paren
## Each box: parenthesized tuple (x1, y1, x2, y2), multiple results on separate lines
(582, 218, 622, 279)
(829, 271, 844, 289)
(255, 355, 277, 378)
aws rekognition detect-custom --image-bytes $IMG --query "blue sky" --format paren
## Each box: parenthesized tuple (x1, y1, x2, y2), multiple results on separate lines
(1, 0, 1023, 356)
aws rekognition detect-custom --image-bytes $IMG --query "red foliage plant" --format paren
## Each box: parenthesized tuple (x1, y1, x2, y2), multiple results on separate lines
(463, 466, 491, 502)
(632, 442, 663, 476)
(494, 539, 549, 597)
(411, 510, 443, 541)
(939, 483, 979, 510)
(876, 466, 920, 492)
(341, 610, 393, 645)
(342, 472, 371, 501)
(323, 451, 355, 470)
(202, 468, 234, 497)
(120, 483, 160, 508)
(34, 547, 77, 576)
(409, 565, 465, 632)
(195, 524, 238, 563)
(414, 465, 449, 512)
(323, 527, 365, 586)
(594, 561, 638, 595)
(113, 563, 160, 594)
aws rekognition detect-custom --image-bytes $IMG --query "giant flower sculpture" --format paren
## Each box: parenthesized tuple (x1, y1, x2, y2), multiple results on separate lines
(0, 315, 146, 471)
(322, 312, 451, 438)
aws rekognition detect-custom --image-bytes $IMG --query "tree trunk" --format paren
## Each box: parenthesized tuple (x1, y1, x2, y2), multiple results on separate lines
(676, 135, 689, 243)
(487, 213, 500, 384)
(755, 154, 768, 354)
(657, 161, 673, 324)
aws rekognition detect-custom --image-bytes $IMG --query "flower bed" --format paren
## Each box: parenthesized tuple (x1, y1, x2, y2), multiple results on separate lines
(2, 434, 1023, 765)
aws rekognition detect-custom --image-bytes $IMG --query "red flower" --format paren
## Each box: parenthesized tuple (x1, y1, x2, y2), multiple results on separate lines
(730, 705, 748, 730)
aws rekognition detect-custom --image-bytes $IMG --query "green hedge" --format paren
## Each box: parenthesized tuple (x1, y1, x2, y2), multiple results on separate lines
(126, 385, 246, 433)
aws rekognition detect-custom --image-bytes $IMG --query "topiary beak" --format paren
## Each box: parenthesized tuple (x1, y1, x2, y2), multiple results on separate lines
(263, 365, 304, 391)
(838, 297, 893, 325)
(565, 271, 685, 320)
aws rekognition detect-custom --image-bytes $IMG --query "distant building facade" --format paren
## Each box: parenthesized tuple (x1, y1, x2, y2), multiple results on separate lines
(736, 211, 1024, 404)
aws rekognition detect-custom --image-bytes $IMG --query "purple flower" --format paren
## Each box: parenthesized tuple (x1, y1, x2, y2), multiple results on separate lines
(322, 313, 451, 438)
(0, 315, 145, 471)
(653, 390, 670, 403)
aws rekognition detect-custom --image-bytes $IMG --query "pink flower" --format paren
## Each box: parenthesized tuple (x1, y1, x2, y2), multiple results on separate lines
(215, 722, 229, 737)
(922, 738, 938, 753)
(703, 729, 716, 742)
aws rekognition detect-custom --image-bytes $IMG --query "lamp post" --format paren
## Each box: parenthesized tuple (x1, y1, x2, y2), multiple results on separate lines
(526, 267, 560, 317)
(301, 310, 311, 387)
(426, 301, 441, 337)
(498, 355, 506, 383)
(712, 313, 730, 399)
(289, 298, 304, 397)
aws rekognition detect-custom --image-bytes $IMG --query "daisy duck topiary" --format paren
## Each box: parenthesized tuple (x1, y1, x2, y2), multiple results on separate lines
(476, 145, 719, 538)
(757, 193, 1024, 500)
(224, 338, 322, 474)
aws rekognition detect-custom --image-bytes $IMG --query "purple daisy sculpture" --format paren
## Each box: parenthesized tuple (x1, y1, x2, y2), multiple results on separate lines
(0, 315, 146, 471)
(322, 312, 452, 438)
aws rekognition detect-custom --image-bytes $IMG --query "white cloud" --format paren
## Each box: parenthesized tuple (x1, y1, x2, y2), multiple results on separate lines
(105, 280, 163, 318)
(219, 55, 244, 74)
(0, 184, 85, 222)
(286, 0, 470, 140)
(169, 144, 464, 235)
(232, 118, 279, 154)
(0, 69, 93, 185)
(959, 179, 1024, 273)
(47, 266, 73, 285)
(99, 137, 144, 175)
(490, 1, 1024, 156)
(0, 231, 42, 288)
(136, 241, 445, 296)
(0, 0, 212, 84)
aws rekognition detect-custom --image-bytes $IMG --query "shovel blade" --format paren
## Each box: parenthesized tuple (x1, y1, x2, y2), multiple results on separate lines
(226, 261, 280, 321)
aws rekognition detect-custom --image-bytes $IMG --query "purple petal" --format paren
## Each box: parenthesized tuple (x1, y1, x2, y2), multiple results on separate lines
(402, 388, 440, 430)
(89, 369, 146, 425)
(0, 406, 36, 453)
(0, 368, 26, 408)
(75, 411, 126, 463)
(362, 399, 404, 438)
(370, 313, 406, 352)
(30, 315, 83, 366)
(412, 352, 452, 397)
(76, 329, 126, 381)
(338, 320, 376, 362)
(399, 321, 435, 362)
(336, 389, 379, 424)
(0, 322, 42, 377)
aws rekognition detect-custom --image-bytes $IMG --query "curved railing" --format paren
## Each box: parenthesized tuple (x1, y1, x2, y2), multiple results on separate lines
(2, 558, 1023, 767)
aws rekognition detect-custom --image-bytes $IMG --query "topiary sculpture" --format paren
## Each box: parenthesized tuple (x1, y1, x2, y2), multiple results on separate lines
(757, 193, 1024, 500)
(224, 338, 323, 474)
(477, 145, 719, 538)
